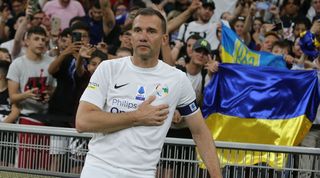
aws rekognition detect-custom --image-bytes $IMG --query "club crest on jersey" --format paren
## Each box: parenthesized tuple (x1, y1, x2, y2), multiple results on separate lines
(155, 84, 169, 98)
(135, 86, 146, 101)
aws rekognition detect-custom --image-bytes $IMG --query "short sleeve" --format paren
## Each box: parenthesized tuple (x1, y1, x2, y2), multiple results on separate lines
(80, 62, 109, 109)
(6, 61, 20, 83)
(176, 73, 199, 117)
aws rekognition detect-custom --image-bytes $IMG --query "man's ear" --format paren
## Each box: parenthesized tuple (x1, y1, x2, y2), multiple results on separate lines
(162, 33, 168, 45)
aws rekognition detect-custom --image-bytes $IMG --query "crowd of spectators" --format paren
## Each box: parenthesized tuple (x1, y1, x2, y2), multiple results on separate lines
(0, 0, 319, 175)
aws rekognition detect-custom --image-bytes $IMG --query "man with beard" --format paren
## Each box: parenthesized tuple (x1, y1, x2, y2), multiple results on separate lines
(177, 0, 219, 50)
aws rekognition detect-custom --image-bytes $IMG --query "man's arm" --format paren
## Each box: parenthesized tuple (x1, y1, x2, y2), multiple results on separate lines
(100, 0, 115, 37)
(76, 96, 169, 133)
(185, 110, 222, 178)
(8, 80, 39, 104)
(48, 42, 80, 75)
(167, 0, 201, 34)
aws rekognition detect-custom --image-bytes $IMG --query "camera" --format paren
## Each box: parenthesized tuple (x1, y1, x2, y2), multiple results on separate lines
(72, 32, 82, 43)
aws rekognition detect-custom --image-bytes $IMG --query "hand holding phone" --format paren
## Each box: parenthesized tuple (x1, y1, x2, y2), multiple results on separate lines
(72, 32, 82, 43)
(28, 0, 39, 14)
(51, 17, 61, 35)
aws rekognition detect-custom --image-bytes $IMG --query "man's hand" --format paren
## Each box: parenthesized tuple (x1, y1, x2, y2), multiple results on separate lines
(79, 44, 96, 59)
(134, 95, 169, 126)
(188, 0, 202, 12)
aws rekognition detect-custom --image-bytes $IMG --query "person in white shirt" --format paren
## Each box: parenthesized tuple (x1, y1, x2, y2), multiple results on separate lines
(76, 7, 222, 178)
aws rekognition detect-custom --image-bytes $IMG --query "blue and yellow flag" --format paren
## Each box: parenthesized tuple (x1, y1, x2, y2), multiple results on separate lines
(202, 64, 320, 168)
(221, 22, 286, 68)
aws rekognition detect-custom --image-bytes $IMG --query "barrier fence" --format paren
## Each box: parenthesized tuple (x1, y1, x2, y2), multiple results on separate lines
(0, 123, 319, 178)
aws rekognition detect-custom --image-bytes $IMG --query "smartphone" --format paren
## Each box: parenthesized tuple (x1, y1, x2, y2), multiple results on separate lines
(272, 22, 283, 31)
(28, 0, 39, 14)
(72, 32, 82, 43)
(51, 17, 61, 35)
(256, 2, 270, 10)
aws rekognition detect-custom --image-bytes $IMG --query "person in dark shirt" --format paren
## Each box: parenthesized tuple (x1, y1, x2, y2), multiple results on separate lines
(83, 0, 115, 45)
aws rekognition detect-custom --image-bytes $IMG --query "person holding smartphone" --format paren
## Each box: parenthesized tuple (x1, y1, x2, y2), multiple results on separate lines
(47, 21, 90, 171)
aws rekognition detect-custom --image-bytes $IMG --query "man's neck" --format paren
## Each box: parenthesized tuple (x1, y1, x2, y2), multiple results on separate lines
(59, 0, 69, 8)
(131, 55, 158, 68)
(186, 61, 202, 75)
(26, 50, 42, 61)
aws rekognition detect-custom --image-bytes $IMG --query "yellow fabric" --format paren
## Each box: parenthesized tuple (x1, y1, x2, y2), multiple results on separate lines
(199, 113, 312, 169)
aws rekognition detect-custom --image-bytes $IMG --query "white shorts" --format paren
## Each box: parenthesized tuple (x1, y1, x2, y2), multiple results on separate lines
(81, 155, 155, 178)
(49, 136, 69, 154)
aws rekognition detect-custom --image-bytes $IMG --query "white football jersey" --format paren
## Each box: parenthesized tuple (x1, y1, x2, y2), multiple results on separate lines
(80, 56, 199, 176)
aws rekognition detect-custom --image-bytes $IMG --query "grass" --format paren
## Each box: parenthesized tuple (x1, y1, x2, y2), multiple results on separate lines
(0, 171, 58, 178)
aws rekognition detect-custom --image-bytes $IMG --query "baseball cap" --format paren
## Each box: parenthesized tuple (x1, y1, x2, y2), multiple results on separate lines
(193, 39, 211, 53)
(202, 0, 215, 10)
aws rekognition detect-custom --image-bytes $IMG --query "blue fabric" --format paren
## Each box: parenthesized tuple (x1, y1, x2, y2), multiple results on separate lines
(202, 63, 320, 122)
(221, 22, 287, 68)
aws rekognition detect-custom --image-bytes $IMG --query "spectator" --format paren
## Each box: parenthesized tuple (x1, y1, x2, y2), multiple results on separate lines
(84, 0, 115, 45)
(47, 21, 90, 127)
(0, 60, 19, 168)
(43, 0, 85, 30)
(7, 26, 54, 125)
(6, 0, 25, 39)
(307, 0, 320, 22)
(177, 0, 219, 50)
(0, 3, 11, 43)
(7, 26, 55, 169)
(115, 46, 132, 57)
(0, 48, 11, 62)
(260, 31, 281, 52)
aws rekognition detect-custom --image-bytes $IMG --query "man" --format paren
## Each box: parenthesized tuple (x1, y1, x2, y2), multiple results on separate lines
(76, 7, 222, 178)
(7, 26, 55, 169)
(177, 0, 219, 50)
(48, 21, 90, 127)
(83, 0, 115, 45)
(43, 0, 85, 30)
(260, 31, 280, 52)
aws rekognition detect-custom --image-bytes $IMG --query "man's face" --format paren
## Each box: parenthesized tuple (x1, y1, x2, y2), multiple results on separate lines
(191, 48, 209, 66)
(0, 51, 11, 62)
(31, 12, 44, 27)
(293, 23, 306, 37)
(91, 7, 102, 21)
(313, 0, 320, 13)
(198, 5, 214, 23)
(131, 15, 164, 60)
(26, 34, 47, 55)
(12, 1, 24, 15)
(72, 29, 90, 44)
(120, 30, 132, 49)
(186, 38, 197, 57)
(261, 35, 279, 52)
(58, 35, 72, 51)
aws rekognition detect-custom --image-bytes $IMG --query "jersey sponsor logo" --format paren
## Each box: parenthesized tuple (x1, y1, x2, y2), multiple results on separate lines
(155, 84, 169, 98)
(135, 86, 146, 101)
(110, 98, 139, 113)
(114, 83, 129, 89)
(87, 82, 99, 90)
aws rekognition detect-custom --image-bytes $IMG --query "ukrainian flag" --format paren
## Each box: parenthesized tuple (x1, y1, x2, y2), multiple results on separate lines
(221, 22, 286, 68)
(202, 64, 320, 168)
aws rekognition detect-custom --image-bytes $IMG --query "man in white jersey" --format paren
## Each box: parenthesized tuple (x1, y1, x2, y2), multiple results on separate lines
(76, 8, 222, 178)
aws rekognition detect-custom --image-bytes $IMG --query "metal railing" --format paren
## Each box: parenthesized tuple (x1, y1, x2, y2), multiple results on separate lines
(0, 123, 319, 178)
